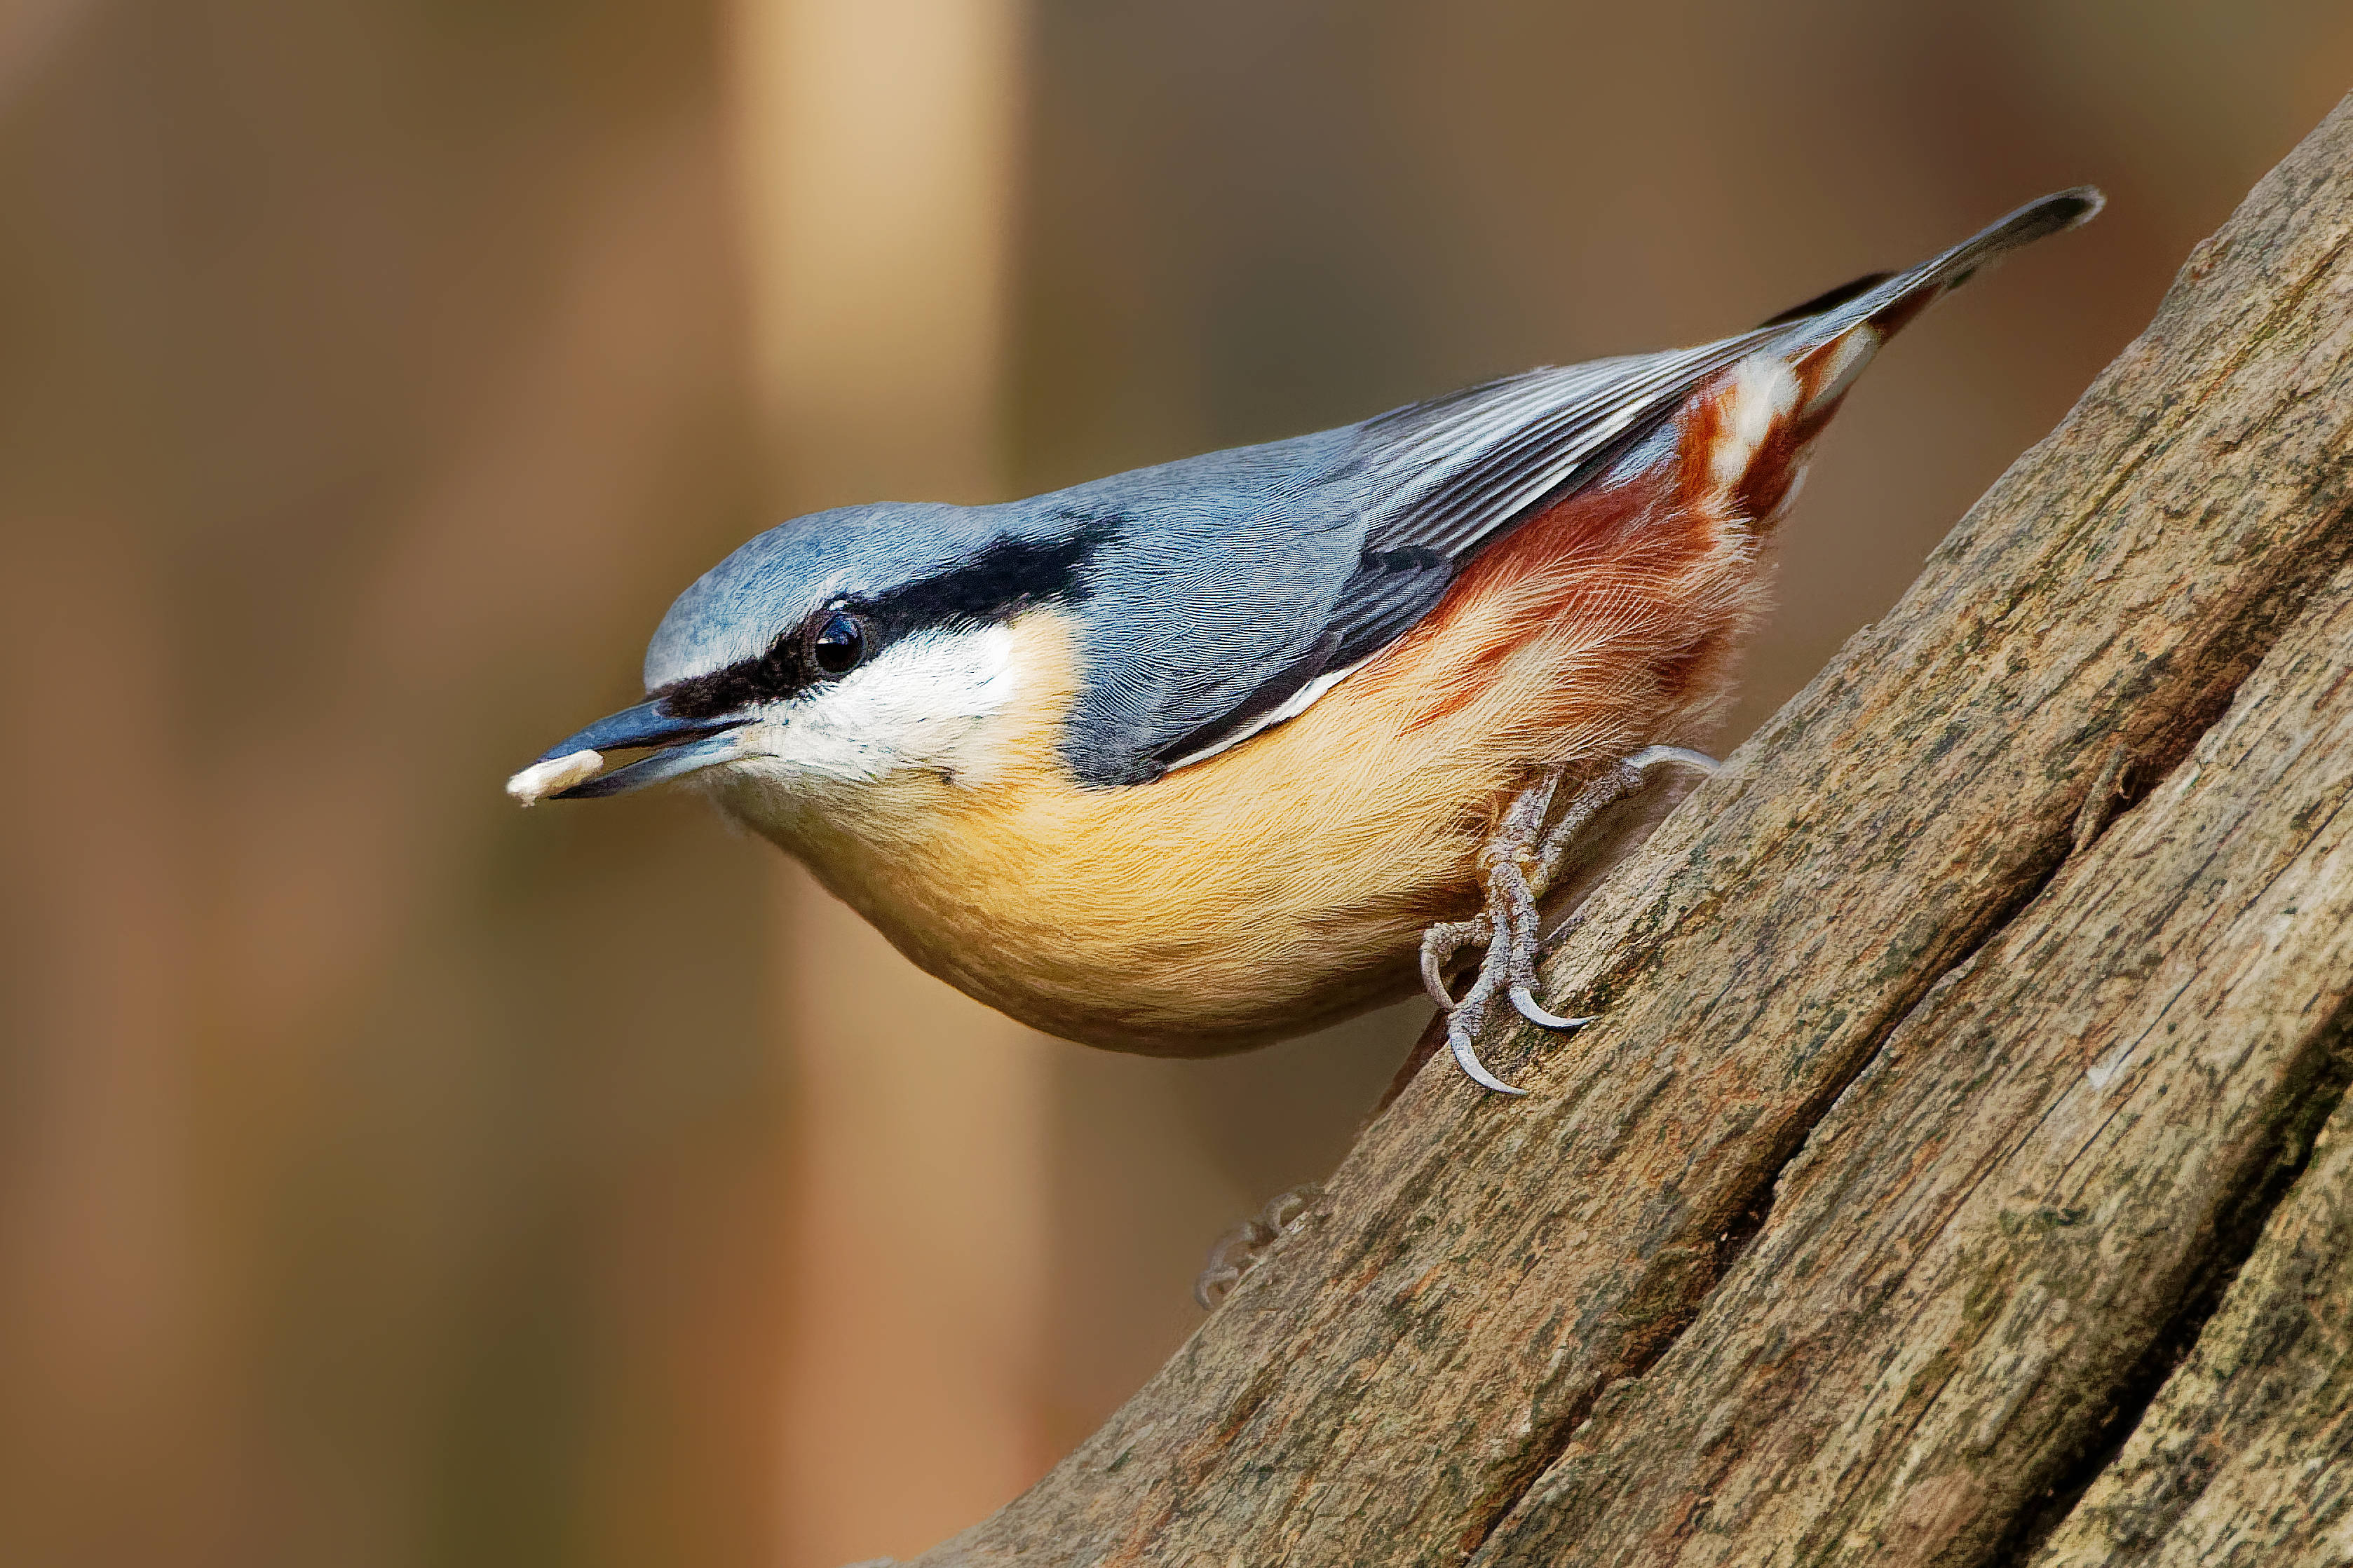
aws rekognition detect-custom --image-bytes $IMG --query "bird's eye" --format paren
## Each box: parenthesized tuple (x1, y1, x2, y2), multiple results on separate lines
(808, 610, 866, 677)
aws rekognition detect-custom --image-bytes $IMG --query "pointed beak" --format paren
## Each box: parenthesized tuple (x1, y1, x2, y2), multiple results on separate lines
(506, 699, 752, 805)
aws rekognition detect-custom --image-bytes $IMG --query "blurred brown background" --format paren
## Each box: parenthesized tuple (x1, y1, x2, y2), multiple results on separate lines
(2, 3, 2346, 1565)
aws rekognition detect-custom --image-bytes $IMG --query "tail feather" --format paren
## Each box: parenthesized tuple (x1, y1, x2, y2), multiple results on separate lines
(1756, 271, 1894, 329)
(1779, 187, 2104, 348)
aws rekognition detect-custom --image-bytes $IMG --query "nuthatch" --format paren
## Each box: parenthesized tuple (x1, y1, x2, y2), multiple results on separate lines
(510, 190, 2100, 1093)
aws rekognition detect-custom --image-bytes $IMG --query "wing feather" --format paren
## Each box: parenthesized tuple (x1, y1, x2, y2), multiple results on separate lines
(1352, 332, 1775, 563)
(1080, 335, 1781, 782)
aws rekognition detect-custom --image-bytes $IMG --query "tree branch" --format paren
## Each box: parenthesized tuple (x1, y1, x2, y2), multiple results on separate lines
(916, 89, 2353, 1567)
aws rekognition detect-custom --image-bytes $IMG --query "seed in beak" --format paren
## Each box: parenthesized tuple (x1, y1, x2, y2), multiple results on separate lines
(506, 749, 604, 806)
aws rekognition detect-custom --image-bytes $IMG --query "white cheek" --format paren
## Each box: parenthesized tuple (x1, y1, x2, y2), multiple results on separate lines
(739, 623, 1023, 785)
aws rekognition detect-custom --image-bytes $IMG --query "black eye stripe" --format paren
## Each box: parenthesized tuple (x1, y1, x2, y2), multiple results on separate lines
(855, 522, 1109, 632)
(653, 638, 801, 719)
(656, 603, 855, 716)
(650, 521, 1113, 721)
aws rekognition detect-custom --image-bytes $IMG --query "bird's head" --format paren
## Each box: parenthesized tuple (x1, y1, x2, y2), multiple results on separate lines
(508, 500, 1107, 826)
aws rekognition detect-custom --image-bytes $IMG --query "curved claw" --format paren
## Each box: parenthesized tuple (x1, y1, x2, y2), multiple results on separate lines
(1421, 929, 1462, 1010)
(1446, 1017, 1528, 1096)
(1621, 744, 1721, 778)
(1510, 984, 1592, 1032)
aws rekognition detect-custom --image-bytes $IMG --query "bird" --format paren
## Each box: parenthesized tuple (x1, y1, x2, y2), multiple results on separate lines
(508, 189, 2101, 1095)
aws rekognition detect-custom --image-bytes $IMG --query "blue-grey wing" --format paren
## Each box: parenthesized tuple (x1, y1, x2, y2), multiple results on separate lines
(1350, 334, 1773, 561)
(1049, 334, 1775, 785)
(1132, 542, 1456, 774)
(1040, 432, 1413, 785)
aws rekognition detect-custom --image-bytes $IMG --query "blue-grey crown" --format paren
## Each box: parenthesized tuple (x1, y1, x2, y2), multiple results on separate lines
(643, 502, 1016, 688)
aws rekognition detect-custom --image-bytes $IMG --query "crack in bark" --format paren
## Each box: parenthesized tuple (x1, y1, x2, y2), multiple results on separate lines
(1988, 1000, 2353, 1567)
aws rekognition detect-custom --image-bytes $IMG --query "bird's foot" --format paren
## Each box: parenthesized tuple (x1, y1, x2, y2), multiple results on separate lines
(1420, 745, 1719, 1094)
(1195, 1183, 1322, 1309)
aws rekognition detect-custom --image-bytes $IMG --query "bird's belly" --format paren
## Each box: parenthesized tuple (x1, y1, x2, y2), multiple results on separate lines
(777, 769, 1488, 1055)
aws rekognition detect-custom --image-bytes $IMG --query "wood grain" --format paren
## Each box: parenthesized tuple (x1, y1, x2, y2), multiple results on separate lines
(914, 90, 2353, 1568)
(2026, 1090, 2353, 1567)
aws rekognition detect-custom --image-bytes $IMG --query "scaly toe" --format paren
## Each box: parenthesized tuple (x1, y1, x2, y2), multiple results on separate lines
(1420, 915, 1491, 1010)
(1427, 747, 1707, 1093)
(1195, 1182, 1324, 1308)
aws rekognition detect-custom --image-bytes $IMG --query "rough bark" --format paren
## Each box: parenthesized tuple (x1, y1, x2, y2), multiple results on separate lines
(913, 92, 2353, 1567)
(2024, 1089, 2353, 1567)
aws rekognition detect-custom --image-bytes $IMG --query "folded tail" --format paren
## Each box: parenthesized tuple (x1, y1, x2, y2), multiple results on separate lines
(1770, 186, 2105, 348)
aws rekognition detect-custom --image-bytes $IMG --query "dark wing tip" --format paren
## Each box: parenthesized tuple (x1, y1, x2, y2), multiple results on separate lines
(1754, 189, 2101, 334)
(1992, 186, 2108, 252)
(2049, 185, 2108, 226)
(1757, 271, 1897, 329)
